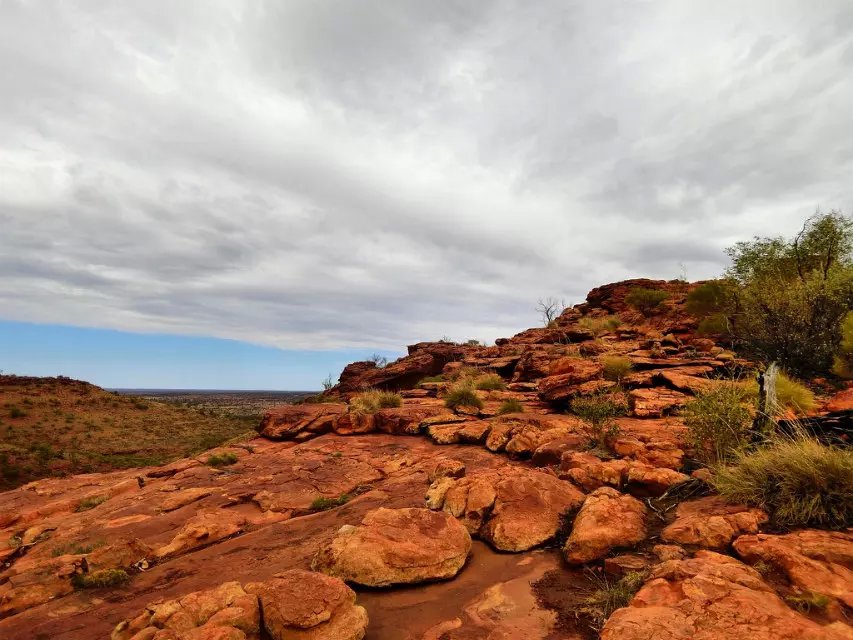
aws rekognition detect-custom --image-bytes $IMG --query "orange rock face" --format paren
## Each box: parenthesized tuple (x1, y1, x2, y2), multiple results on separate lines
(563, 487, 647, 564)
(312, 508, 472, 586)
(601, 551, 851, 640)
(662, 496, 768, 549)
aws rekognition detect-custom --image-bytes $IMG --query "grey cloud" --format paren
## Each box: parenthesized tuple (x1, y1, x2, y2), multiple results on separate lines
(1, 0, 852, 350)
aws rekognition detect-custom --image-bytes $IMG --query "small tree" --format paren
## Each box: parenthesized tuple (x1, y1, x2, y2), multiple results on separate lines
(537, 297, 566, 327)
(368, 354, 388, 368)
(321, 374, 335, 392)
(625, 288, 669, 315)
(725, 211, 853, 376)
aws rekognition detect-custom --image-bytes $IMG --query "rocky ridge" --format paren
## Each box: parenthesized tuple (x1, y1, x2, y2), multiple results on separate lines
(0, 278, 850, 640)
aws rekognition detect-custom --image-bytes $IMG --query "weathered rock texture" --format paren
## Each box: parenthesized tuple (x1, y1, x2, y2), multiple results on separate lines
(312, 508, 472, 586)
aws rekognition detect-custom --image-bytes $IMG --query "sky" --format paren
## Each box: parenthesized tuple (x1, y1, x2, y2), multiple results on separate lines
(1, 1, 852, 388)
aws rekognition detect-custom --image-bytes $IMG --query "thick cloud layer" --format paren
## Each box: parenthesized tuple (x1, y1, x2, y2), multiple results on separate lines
(2, 0, 852, 349)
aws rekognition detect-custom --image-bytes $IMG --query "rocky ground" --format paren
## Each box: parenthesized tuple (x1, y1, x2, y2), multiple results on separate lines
(0, 278, 850, 639)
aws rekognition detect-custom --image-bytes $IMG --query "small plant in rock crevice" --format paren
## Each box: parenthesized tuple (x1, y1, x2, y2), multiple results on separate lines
(310, 493, 351, 511)
(497, 398, 524, 415)
(570, 392, 627, 451)
(349, 389, 403, 414)
(577, 569, 648, 631)
(207, 452, 238, 467)
(474, 373, 506, 391)
(71, 568, 129, 589)
(625, 288, 669, 315)
(444, 383, 484, 411)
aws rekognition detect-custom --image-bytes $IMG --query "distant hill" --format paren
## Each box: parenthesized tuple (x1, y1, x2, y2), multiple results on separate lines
(0, 375, 265, 489)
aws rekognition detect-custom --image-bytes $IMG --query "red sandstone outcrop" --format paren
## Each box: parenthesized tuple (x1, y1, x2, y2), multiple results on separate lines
(563, 487, 647, 564)
(311, 508, 472, 586)
(662, 496, 768, 549)
(600, 551, 851, 640)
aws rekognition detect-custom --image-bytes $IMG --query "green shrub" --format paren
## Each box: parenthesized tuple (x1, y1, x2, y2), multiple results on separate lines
(444, 383, 484, 411)
(686, 280, 735, 316)
(474, 373, 506, 391)
(578, 315, 621, 337)
(497, 399, 524, 415)
(570, 393, 627, 448)
(725, 211, 853, 376)
(773, 372, 816, 416)
(601, 355, 632, 382)
(832, 312, 853, 378)
(683, 383, 754, 463)
(578, 570, 647, 630)
(75, 495, 108, 512)
(712, 437, 853, 528)
(8, 407, 26, 419)
(785, 592, 831, 614)
(349, 389, 403, 414)
(697, 313, 730, 336)
(207, 452, 238, 467)
(625, 288, 669, 315)
(310, 493, 350, 511)
(72, 568, 129, 589)
(418, 375, 445, 385)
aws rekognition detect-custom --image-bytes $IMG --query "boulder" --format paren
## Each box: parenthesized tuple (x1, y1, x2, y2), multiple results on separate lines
(373, 406, 443, 435)
(662, 496, 768, 549)
(563, 487, 647, 564)
(154, 511, 246, 559)
(111, 581, 260, 640)
(257, 404, 346, 440)
(733, 530, 853, 609)
(245, 570, 368, 640)
(312, 508, 471, 587)
(628, 388, 689, 418)
(625, 462, 689, 496)
(480, 470, 584, 552)
(600, 551, 852, 640)
(538, 361, 605, 402)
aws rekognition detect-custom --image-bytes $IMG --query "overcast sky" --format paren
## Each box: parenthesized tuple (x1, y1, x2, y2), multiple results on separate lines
(2, 0, 852, 364)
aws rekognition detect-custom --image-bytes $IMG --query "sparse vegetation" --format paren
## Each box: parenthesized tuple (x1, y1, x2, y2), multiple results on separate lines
(497, 398, 524, 415)
(570, 392, 627, 449)
(578, 315, 621, 337)
(697, 313, 730, 337)
(785, 591, 831, 614)
(8, 406, 27, 419)
(368, 354, 389, 368)
(310, 493, 351, 511)
(418, 375, 445, 385)
(52, 539, 106, 557)
(444, 382, 484, 411)
(773, 372, 816, 416)
(683, 383, 754, 463)
(537, 297, 566, 327)
(474, 373, 506, 391)
(76, 495, 108, 512)
(71, 568, 129, 589)
(625, 287, 669, 315)
(601, 355, 632, 382)
(349, 389, 403, 414)
(712, 436, 853, 528)
(686, 280, 735, 316)
(831, 311, 853, 378)
(206, 452, 238, 467)
(578, 570, 647, 630)
(321, 374, 335, 391)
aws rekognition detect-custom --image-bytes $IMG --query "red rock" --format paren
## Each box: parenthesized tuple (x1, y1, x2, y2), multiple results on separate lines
(733, 530, 853, 609)
(604, 553, 652, 576)
(154, 511, 247, 559)
(245, 570, 368, 640)
(257, 404, 346, 440)
(662, 496, 768, 549)
(312, 508, 471, 586)
(626, 462, 689, 496)
(111, 581, 260, 640)
(826, 388, 853, 413)
(428, 459, 466, 482)
(373, 405, 443, 434)
(601, 551, 851, 640)
(563, 487, 647, 564)
(628, 388, 689, 417)
(538, 363, 604, 403)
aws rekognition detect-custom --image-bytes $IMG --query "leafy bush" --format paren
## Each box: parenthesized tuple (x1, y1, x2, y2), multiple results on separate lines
(686, 280, 735, 316)
(683, 384, 754, 463)
(725, 211, 853, 376)
(444, 383, 484, 411)
(72, 568, 129, 589)
(570, 393, 627, 448)
(497, 399, 524, 415)
(474, 373, 506, 391)
(207, 452, 238, 467)
(785, 592, 831, 614)
(310, 493, 350, 511)
(578, 570, 647, 630)
(578, 315, 621, 337)
(75, 495, 108, 512)
(601, 355, 632, 382)
(832, 312, 853, 378)
(712, 437, 853, 528)
(8, 407, 26, 419)
(697, 313, 730, 336)
(349, 390, 403, 414)
(773, 372, 816, 416)
(625, 288, 669, 315)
